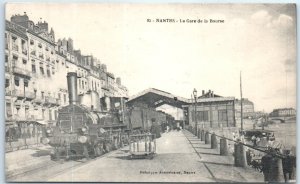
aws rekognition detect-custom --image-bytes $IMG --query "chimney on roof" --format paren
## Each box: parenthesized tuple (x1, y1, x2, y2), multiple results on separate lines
(212, 91, 214, 97)
(209, 90, 211, 97)
(202, 90, 205, 95)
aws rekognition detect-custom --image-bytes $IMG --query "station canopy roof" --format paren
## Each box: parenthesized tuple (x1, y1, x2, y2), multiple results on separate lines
(126, 88, 235, 108)
(126, 88, 189, 108)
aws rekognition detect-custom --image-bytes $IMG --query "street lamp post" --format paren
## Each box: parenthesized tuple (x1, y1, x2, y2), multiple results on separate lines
(193, 88, 198, 135)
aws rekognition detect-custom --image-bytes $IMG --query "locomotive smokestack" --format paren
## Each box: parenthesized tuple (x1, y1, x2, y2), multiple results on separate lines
(67, 72, 78, 105)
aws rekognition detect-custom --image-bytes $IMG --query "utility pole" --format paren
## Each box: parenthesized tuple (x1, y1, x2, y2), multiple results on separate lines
(193, 88, 198, 134)
(240, 71, 243, 131)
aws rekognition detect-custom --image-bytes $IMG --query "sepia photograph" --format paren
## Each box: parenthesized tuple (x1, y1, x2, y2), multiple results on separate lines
(4, 3, 297, 183)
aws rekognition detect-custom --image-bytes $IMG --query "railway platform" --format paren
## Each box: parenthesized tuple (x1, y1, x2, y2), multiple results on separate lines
(6, 130, 265, 182)
(47, 130, 264, 182)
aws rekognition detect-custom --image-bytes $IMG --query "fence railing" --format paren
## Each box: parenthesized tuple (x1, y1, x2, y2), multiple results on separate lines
(186, 126, 296, 182)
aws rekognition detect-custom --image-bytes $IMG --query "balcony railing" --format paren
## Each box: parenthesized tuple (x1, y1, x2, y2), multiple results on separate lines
(101, 85, 110, 91)
(25, 91, 35, 100)
(56, 99, 61, 105)
(14, 89, 24, 98)
(33, 96, 44, 104)
(5, 89, 12, 96)
(5, 89, 25, 98)
(22, 49, 28, 55)
(45, 96, 58, 106)
(12, 44, 19, 52)
(12, 66, 31, 77)
(5, 88, 35, 100)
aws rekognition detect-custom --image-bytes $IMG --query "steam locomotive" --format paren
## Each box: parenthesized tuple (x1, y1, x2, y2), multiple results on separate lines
(41, 72, 174, 160)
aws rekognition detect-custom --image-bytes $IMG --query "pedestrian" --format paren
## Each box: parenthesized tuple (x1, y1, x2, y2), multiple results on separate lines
(282, 150, 296, 182)
(256, 136, 261, 147)
(232, 132, 236, 141)
(251, 135, 257, 146)
(246, 149, 252, 165)
(240, 133, 245, 143)
(261, 150, 273, 182)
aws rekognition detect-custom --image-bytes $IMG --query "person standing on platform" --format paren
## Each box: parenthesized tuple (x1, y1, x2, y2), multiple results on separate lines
(251, 135, 257, 146)
(261, 149, 273, 182)
(282, 150, 296, 182)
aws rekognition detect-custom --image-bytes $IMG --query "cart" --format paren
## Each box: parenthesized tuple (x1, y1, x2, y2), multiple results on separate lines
(129, 133, 156, 159)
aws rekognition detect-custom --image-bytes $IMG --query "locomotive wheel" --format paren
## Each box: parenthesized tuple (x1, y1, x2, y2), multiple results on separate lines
(105, 143, 111, 153)
(83, 145, 90, 159)
(50, 154, 57, 161)
(94, 145, 102, 157)
(66, 150, 77, 160)
(50, 149, 60, 161)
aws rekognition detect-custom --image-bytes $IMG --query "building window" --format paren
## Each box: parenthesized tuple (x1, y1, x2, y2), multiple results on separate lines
(42, 109, 45, 119)
(6, 102, 12, 118)
(30, 40, 34, 45)
(41, 91, 44, 99)
(49, 109, 52, 120)
(38, 43, 42, 48)
(31, 50, 36, 56)
(47, 69, 51, 77)
(11, 35, 17, 41)
(5, 55, 8, 63)
(5, 33, 8, 49)
(12, 55, 18, 63)
(58, 93, 61, 100)
(63, 94, 66, 103)
(25, 107, 29, 118)
(5, 79, 9, 88)
(54, 110, 57, 120)
(24, 80, 28, 87)
(192, 111, 209, 121)
(40, 67, 44, 75)
(32, 64, 36, 73)
(218, 110, 228, 121)
(22, 59, 27, 64)
(14, 78, 19, 86)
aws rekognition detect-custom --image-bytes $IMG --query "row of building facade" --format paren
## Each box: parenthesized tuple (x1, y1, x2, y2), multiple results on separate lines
(5, 13, 128, 126)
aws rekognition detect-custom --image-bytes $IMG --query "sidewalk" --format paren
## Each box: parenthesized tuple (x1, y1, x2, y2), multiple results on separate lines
(183, 130, 264, 182)
(5, 145, 53, 178)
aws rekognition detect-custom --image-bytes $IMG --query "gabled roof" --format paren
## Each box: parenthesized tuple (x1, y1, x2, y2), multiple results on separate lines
(128, 88, 235, 108)
(127, 88, 189, 108)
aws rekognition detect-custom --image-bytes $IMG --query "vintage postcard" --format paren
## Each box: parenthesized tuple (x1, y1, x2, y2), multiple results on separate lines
(4, 3, 296, 183)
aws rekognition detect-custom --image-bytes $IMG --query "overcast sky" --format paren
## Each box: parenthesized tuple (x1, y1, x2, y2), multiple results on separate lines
(6, 3, 296, 112)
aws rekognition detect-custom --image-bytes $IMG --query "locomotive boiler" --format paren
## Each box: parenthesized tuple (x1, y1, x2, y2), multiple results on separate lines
(42, 72, 127, 160)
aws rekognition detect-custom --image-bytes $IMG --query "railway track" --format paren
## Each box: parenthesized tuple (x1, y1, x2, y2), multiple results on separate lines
(6, 148, 123, 181)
